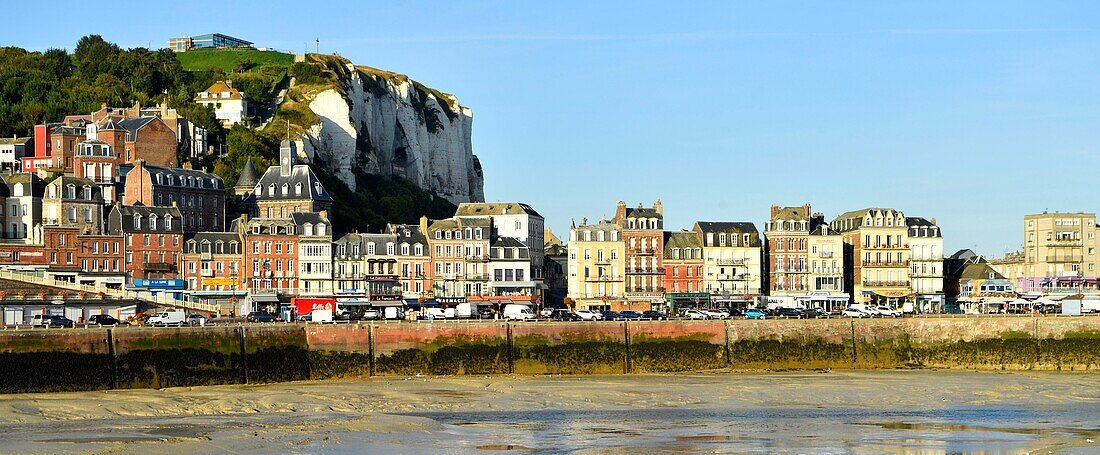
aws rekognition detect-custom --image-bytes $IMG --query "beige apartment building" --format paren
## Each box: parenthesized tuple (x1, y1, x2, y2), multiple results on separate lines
(992, 212, 1100, 294)
(830, 208, 912, 309)
(567, 220, 625, 311)
(693, 221, 762, 309)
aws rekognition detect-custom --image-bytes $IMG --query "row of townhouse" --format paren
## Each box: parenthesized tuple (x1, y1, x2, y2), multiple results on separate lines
(566, 201, 945, 313)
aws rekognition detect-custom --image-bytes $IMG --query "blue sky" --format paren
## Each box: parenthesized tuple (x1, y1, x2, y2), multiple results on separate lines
(4, 1, 1099, 256)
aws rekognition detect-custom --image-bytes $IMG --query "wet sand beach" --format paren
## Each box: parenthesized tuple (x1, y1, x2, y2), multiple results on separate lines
(0, 370, 1096, 454)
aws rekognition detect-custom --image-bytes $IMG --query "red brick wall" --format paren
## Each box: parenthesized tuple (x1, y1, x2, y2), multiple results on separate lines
(128, 119, 177, 167)
(126, 233, 183, 280)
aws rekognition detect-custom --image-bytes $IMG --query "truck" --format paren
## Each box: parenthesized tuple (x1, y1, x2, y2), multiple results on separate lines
(503, 304, 535, 321)
(1082, 298, 1100, 314)
(147, 310, 187, 327)
(293, 297, 336, 323)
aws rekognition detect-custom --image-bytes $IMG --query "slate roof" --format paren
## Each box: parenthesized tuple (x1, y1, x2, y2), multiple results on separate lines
(389, 224, 428, 246)
(906, 217, 942, 238)
(117, 117, 158, 141)
(0, 173, 46, 198)
(692, 221, 761, 247)
(235, 159, 259, 188)
(492, 236, 526, 248)
(624, 207, 662, 219)
(46, 176, 102, 200)
(664, 231, 703, 257)
(121, 163, 224, 190)
(0, 137, 32, 146)
(771, 206, 809, 221)
(108, 204, 184, 234)
(244, 164, 333, 203)
(455, 202, 542, 218)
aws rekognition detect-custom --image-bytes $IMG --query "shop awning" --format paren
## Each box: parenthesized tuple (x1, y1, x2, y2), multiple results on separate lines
(251, 294, 280, 303)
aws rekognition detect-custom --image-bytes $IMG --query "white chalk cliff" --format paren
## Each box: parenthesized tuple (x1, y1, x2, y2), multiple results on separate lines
(296, 60, 484, 204)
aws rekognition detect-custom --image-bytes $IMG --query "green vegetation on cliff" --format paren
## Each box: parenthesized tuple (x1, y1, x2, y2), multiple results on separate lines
(0, 36, 459, 233)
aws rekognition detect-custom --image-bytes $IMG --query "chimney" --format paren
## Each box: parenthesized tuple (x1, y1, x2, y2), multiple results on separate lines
(319, 210, 328, 220)
(654, 199, 663, 215)
(182, 161, 192, 170)
(419, 215, 429, 235)
(931, 217, 937, 225)
(770, 204, 779, 218)
(803, 204, 811, 217)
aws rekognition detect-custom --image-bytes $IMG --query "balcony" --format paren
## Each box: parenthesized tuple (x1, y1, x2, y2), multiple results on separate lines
(465, 255, 490, 263)
(818, 251, 834, 258)
(200, 252, 212, 260)
(634, 248, 656, 256)
(1046, 255, 1083, 263)
(868, 243, 907, 249)
(143, 262, 174, 272)
(716, 258, 747, 266)
(584, 275, 621, 282)
(626, 266, 665, 274)
(861, 280, 911, 287)
(467, 274, 490, 281)
(594, 258, 612, 265)
(200, 269, 213, 277)
(717, 273, 753, 281)
(863, 260, 910, 267)
(1046, 239, 1082, 247)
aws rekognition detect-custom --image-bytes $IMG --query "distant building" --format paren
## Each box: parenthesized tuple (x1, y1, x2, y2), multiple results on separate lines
(42, 176, 104, 235)
(567, 220, 625, 311)
(239, 139, 333, 218)
(0, 136, 32, 171)
(195, 81, 250, 126)
(106, 204, 184, 282)
(990, 211, 1100, 296)
(662, 230, 705, 310)
(121, 160, 226, 232)
(613, 200, 665, 311)
(907, 216, 945, 312)
(169, 33, 253, 52)
(693, 221, 763, 309)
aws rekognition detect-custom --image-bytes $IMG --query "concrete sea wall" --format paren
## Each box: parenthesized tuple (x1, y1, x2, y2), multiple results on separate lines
(0, 316, 1096, 393)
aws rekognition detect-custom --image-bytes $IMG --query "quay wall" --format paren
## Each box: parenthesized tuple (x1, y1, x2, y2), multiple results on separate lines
(0, 316, 1096, 393)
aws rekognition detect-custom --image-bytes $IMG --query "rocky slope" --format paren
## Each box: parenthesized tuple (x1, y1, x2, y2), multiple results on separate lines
(288, 55, 483, 204)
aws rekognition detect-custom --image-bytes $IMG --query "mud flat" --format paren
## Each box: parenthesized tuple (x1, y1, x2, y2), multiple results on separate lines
(0, 370, 1096, 454)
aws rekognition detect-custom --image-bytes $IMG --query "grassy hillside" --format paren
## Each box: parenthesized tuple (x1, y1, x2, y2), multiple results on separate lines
(176, 48, 294, 72)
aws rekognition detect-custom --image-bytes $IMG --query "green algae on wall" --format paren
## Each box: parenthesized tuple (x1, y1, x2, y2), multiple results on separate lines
(114, 328, 243, 389)
(373, 334, 508, 376)
(512, 333, 626, 375)
(1037, 330, 1100, 371)
(728, 336, 851, 370)
(629, 333, 726, 373)
(245, 326, 311, 383)
(0, 331, 113, 392)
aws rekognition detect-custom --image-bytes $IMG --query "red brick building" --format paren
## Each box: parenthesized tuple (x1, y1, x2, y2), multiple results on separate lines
(107, 204, 184, 281)
(74, 234, 125, 276)
(662, 230, 706, 309)
(182, 231, 245, 292)
(122, 160, 225, 231)
(43, 226, 81, 268)
(613, 200, 665, 310)
(239, 215, 299, 294)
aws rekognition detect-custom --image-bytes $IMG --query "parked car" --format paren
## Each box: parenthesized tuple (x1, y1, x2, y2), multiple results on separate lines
(601, 311, 621, 320)
(33, 314, 75, 328)
(843, 308, 871, 318)
(539, 308, 554, 318)
(744, 308, 768, 320)
(88, 314, 125, 326)
(681, 309, 710, 320)
(549, 309, 582, 321)
(477, 307, 498, 319)
(617, 310, 643, 320)
(702, 309, 730, 319)
(801, 308, 825, 319)
(641, 310, 666, 320)
(186, 314, 208, 326)
(361, 309, 381, 320)
(775, 307, 806, 319)
(246, 311, 279, 323)
(575, 309, 603, 321)
(875, 306, 903, 318)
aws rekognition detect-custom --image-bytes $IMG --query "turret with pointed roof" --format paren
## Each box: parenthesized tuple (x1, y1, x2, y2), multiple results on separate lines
(234, 159, 259, 196)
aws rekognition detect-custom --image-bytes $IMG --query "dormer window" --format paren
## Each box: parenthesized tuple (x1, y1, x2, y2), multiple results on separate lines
(149, 215, 158, 230)
(295, 182, 302, 196)
(133, 214, 142, 229)
(281, 183, 288, 196)
(268, 184, 276, 197)
(476, 228, 483, 240)
(83, 186, 92, 200)
(303, 223, 313, 236)
(317, 223, 326, 236)
(165, 215, 173, 230)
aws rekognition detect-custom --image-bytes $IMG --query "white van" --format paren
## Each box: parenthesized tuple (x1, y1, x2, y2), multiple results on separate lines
(383, 307, 405, 320)
(503, 304, 535, 321)
(147, 310, 187, 326)
(454, 302, 474, 319)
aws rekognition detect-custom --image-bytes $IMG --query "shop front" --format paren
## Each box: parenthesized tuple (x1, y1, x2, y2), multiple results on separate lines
(664, 292, 710, 312)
